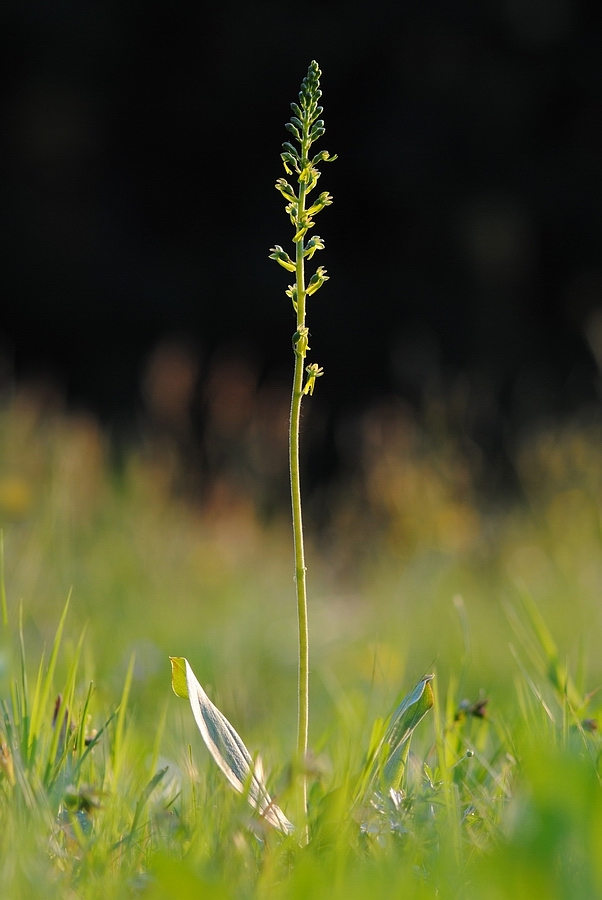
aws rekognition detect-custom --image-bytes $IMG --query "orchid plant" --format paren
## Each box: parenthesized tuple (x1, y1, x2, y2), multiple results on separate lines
(170, 61, 433, 842)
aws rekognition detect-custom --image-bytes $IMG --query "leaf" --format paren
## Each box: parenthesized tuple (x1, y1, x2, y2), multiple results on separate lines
(169, 657, 294, 834)
(359, 674, 434, 798)
(127, 766, 169, 844)
(382, 675, 435, 785)
(170, 657, 188, 699)
(29, 590, 71, 750)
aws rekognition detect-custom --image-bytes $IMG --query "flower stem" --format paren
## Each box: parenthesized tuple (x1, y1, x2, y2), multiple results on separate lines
(290, 144, 309, 826)
(272, 61, 334, 836)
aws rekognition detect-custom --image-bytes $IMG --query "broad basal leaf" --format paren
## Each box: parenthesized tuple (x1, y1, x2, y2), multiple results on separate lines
(359, 673, 435, 798)
(169, 657, 294, 834)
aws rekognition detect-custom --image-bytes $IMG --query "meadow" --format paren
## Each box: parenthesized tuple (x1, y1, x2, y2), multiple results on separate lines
(1, 380, 602, 899)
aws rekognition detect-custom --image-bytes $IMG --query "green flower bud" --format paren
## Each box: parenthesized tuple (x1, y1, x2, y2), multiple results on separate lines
(275, 178, 298, 203)
(285, 201, 297, 225)
(297, 164, 319, 189)
(285, 283, 298, 311)
(302, 362, 324, 395)
(307, 150, 337, 170)
(303, 235, 325, 259)
(269, 245, 296, 272)
(281, 152, 300, 175)
(304, 168, 320, 193)
(306, 192, 333, 217)
(292, 325, 310, 356)
(285, 122, 301, 141)
(306, 266, 329, 296)
(293, 219, 311, 243)
(282, 142, 300, 159)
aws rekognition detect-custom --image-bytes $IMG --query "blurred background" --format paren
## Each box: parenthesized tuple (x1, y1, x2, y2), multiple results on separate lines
(2, 0, 602, 500)
(1, 0, 602, 736)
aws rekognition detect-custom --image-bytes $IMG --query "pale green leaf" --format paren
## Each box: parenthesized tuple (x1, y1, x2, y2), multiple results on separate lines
(171, 657, 294, 834)
(360, 674, 434, 797)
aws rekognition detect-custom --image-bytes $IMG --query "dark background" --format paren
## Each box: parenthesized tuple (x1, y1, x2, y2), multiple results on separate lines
(2, 0, 602, 470)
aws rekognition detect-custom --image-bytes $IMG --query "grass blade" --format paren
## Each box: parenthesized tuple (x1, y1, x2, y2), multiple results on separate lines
(30, 591, 71, 746)
(18, 603, 29, 747)
(508, 587, 583, 711)
(124, 766, 169, 846)
(112, 652, 135, 782)
(0, 530, 7, 628)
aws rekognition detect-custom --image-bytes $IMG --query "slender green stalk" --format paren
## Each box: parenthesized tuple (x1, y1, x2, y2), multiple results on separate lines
(269, 61, 336, 823)
(290, 174, 309, 820)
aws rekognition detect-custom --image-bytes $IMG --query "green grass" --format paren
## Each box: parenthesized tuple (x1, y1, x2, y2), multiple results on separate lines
(1, 398, 602, 897)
